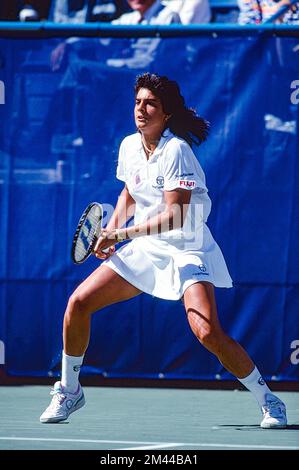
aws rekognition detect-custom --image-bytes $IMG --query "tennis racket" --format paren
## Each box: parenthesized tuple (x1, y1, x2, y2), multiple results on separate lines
(71, 202, 104, 264)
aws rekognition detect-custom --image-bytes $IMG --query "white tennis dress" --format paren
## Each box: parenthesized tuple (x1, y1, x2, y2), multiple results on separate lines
(104, 129, 232, 300)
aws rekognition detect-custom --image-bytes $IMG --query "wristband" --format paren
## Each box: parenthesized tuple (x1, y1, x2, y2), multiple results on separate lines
(115, 230, 126, 242)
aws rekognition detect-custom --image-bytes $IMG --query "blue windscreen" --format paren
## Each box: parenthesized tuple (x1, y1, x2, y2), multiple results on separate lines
(0, 31, 298, 380)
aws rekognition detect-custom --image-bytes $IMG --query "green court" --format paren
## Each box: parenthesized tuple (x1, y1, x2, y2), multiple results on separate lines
(0, 386, 298, 450)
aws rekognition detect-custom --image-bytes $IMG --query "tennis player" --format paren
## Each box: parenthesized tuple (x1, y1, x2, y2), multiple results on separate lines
(40, 73, 287, 428)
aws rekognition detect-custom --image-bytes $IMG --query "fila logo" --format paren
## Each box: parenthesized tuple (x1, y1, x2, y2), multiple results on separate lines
(179, 180, 195, 188)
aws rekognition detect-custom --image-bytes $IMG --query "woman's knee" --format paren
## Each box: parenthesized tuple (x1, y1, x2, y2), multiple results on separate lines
(66, 292, 92, 317)
(197, 328, 221, 351)
(187, 316, 222, 352)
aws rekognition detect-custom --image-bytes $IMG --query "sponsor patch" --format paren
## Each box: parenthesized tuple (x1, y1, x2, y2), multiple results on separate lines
(135, 172, 141, 185)
(179, 180, 196, 189)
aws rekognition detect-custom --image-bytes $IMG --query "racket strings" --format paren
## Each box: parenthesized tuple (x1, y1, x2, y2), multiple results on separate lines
(74, 206, 102, 262)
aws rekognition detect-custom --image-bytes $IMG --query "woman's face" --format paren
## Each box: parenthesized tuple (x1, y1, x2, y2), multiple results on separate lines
(127, 0, 156, 15)
(134, 88, 168, 137)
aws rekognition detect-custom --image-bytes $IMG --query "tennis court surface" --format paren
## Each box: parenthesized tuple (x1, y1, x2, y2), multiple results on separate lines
(0, 386, 298, 450)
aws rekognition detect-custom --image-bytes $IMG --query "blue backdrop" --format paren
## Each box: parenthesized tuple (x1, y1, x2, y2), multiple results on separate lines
(0, 30, 298, 380)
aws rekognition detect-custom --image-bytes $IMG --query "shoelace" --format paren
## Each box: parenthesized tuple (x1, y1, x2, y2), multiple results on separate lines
(48, 389, 66, 411)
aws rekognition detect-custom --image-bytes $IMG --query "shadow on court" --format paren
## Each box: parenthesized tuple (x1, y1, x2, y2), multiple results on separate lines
(0, 387, 298, 450)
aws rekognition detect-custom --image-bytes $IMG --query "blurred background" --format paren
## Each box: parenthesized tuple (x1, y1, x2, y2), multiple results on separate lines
(0, 0, 299, 386)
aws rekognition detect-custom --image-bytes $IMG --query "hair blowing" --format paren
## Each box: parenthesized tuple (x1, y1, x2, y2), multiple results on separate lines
(135, 73, 209, 147)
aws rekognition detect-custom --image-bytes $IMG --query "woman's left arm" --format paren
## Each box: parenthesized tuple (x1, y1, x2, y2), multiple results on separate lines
(100, 188, 191, 245)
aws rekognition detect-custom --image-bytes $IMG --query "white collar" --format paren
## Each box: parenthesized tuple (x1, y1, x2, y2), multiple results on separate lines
(138, 128, 174, 159)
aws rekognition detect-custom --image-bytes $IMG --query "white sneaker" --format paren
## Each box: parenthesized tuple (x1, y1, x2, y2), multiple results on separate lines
(260, 393, 287, 429)
(40, 381, 85, 423)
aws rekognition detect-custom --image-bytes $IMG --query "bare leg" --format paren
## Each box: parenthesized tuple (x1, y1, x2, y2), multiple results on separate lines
(63, 265, 141, 356)
(183, 282, 254, 378)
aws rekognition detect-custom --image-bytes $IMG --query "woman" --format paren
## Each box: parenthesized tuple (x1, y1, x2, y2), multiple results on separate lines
(40, 73, 287, 428)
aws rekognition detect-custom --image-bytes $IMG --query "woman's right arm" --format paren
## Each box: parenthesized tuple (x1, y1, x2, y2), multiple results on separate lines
(93, 185, 135, 259)
(105, 185, 135, 232)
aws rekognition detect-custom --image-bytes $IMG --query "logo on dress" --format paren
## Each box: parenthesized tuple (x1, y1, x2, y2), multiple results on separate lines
(192, 264, 209, 277)
(179, 180, 196, 189)
(135, 172, 141, 185)
(176, 172, 194, 178)
(152, 176, 164, 189)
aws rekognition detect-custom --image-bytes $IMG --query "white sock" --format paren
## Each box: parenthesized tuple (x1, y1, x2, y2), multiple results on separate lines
(61, 351, 84, 393)
(238, 366, 272, 408)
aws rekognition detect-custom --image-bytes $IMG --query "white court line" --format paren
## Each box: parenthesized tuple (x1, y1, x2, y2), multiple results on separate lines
(120, 443, 183, 451)
(0, 437, 162, 445)
(121, 443, 299, 450)
(176, 443, 299, 450)
(0, 437, 298, 450)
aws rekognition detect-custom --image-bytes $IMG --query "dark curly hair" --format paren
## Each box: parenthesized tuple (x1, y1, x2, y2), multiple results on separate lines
(135, 73, 209, 147)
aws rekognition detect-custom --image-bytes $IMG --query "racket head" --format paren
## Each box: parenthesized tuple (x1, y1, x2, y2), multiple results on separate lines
(71, 202, 103, 264)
